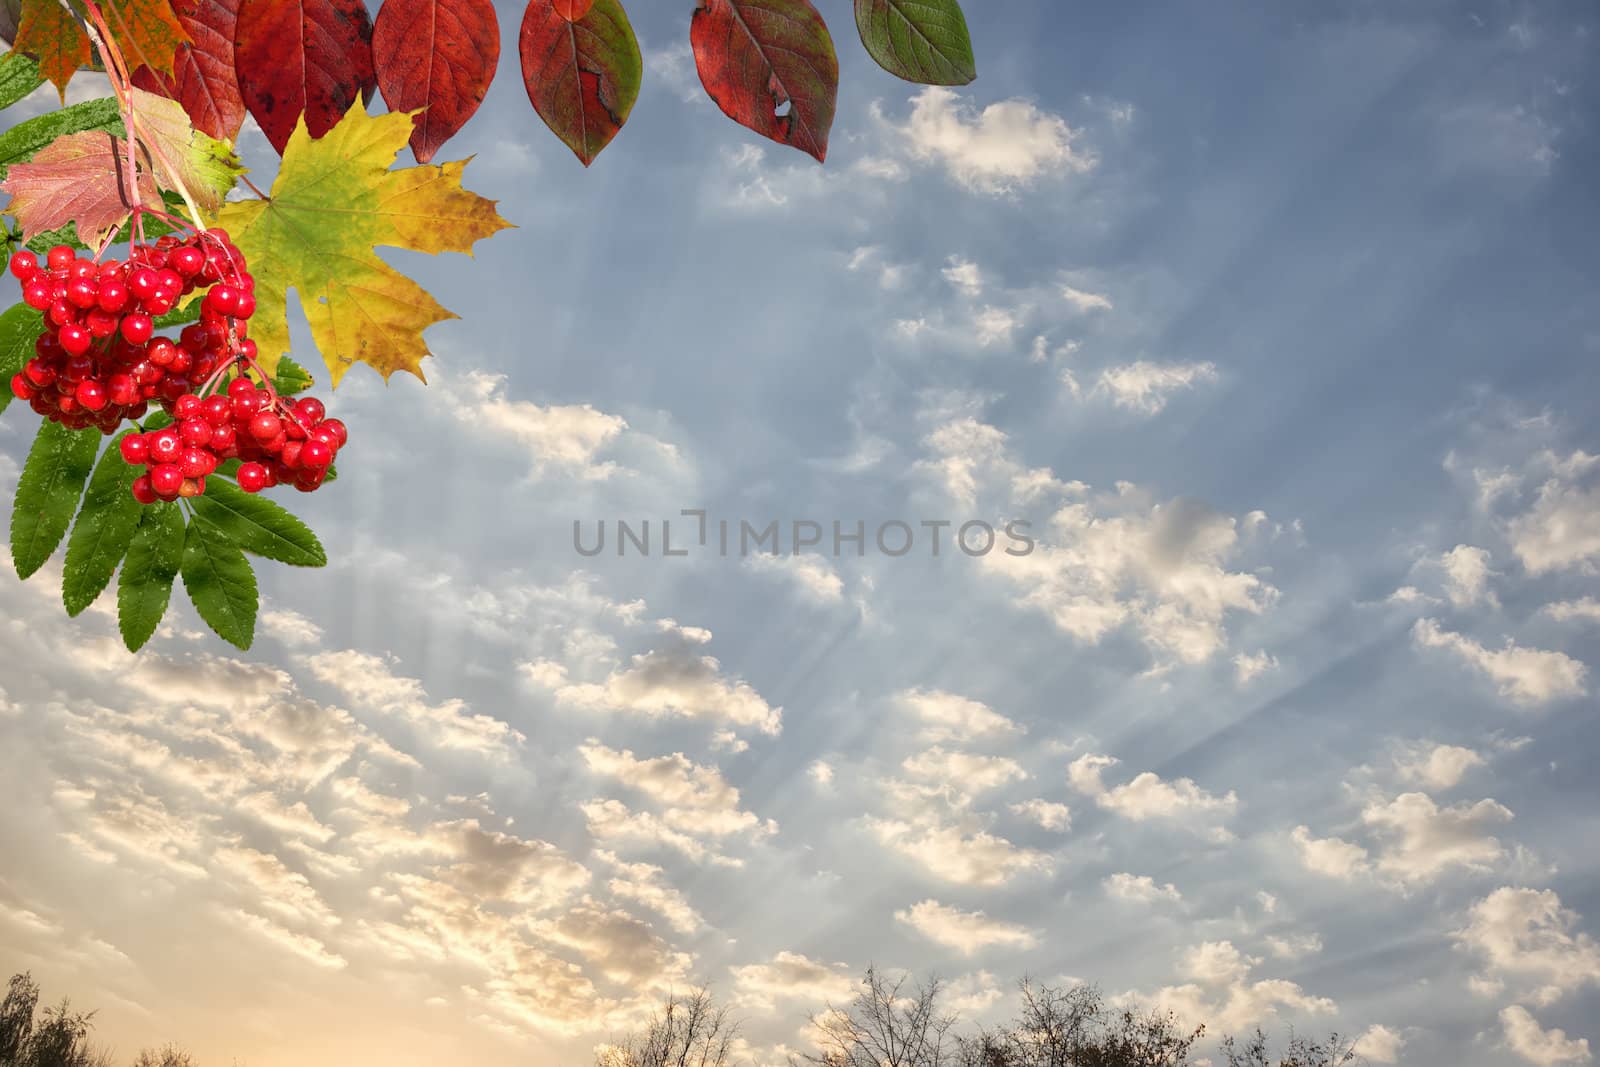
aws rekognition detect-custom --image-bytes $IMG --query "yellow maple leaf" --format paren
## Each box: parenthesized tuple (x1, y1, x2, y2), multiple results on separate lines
(214, 101, 513, 387)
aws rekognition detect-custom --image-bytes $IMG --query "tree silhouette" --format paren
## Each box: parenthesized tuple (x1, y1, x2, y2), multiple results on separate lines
(801, 967, 958, 1067)
(597, 987, 739, 1067)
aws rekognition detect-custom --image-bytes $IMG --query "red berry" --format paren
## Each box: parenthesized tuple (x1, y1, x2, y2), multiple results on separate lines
(96, 280, 129, 312)
(150, 429, 183, 464)
(24, 359, 56, 388)
(8, 251, 38, 280)
(150, 464, 184, 497)
(10, 374, 35, 401)
(203, 395, 233, 425)
(174, 394, 202, 419)
(120, 434, 150, 465)
(300, 440, 333, 469)
(293, 397, 326, 425)
(233, 292, 257, 319)
(227, 377, 258, 401)
(205, 285, 241, 316)
(75, 379, 107, 412)
(249, 411, 281, 441)
(129, 268, 160, 302)
(66, 278, 98, 309)
(316, 419, 348, 448)
(120, 313, 154, 345)
(131, 474, 158, 504)
(210, 423, 238, 455)
(180, 447, 214, 478)
(48, 300, 76, 327)
(46, 246, 74, 271)
(22, 280, 52, 309)
(237, 462, 269, 493)
(178, 477, 206, 499)
(85, 308, 119, 338)
(57, 323, 92, 356)
(107, 373, 138, 406)
(180, 417, 213, 447)
(147, 339, 178, 367)
(170, 246, 204, 277)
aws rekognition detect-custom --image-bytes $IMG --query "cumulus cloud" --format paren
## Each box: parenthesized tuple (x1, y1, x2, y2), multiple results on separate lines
(596, 851, 702, 934)
(1506, 454, 1600, 574)
(1457, 888, 1600, 1006)
(1290, 826, 1371, 881)
(898, 689, 1023, 743)
(866, 818, 1050, 887)
(1061, 285, 1113, 313)
(1360, 792, 1513, 885)
(731, 952, 856, 1012)
(1126, 941, 1336, 1034)
(894, 900, 1038, 956)
(304, 649, 524, 756)
(744, 552, 846, 603)
(1104, 873, 1183, 905)
(1545, 598, 1600, 623)
(580, 742, 773, 838)
(438, 370, 636, 480)
(1395, 742, 1486, 790)
(943, 257, 984, 296)
(894, 747, 1028, 809)
(1009, 799, 1072, 832)
(1351, 1024, 1406, 1064)
(1501, 1006, 1593, 1065)
(1095, 362, 1218, 415)
(873, 86, 1095, 195)
(1233, 651, 1278, 687)
(1412, 619, 1587, 707)
(1069, 754, 1237, 834)
(1440, 545, 1497, 608)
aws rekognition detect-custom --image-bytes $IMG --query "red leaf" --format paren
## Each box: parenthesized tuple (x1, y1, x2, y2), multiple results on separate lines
(233, 0, 375, 155)
(131, 0, 246, 143)
(0, 130, 162, 251)
(690, 0, 838, 163)
(372, 0, 500, 164)
(519, 0, 641, 167)
(552, 0, 594, 19)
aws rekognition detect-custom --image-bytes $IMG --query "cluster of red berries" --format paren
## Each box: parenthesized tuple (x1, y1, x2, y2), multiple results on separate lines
(7, 235, 258, 433)
(7, 233, 348, 505)
(119, 379, 348, 502)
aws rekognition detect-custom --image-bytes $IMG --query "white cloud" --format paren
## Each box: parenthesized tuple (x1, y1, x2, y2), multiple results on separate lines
(1069, 754, 1237, 833)
(226, 908, 346, 970)
(1233, 651, 1278, 686)
(1507, 454, 1600, 574)
(304, 650, 523, 756)
(1441, 545, 1497, 608)
(866, 818, 1050, 887)
(1290, 826, 1371, 881)
(1352, 1024, 1406, 1064)
(1009, 799, 1072, 832)
(581, 799, 739, 867)
(1395, 742, 1486, 790)
(898, 688, 1023, 743)
(1457, 888, 1600, 1006)
(894, 900, 1038, 956)
(1128, 941, 1336, 1034)
(809, 760, 835, 787)
(1413, 619, 1588, 707)
(580, 742, 772, 838)
(1061, 285, 1113, 313)
(597, 852, 702, 935)
(744, 552, 845, 603)
(1361, 791, 1513, 885)
(1104, 872, 1182, 905)
(897, 747, 1028, 808)
(731, 952, 856, 1012)
(943, 256, 983, 296)
(1502, 1006, 1593, 1065)
(874, 86, 1095, 195)
(1545, 598, 1600, 623)
(1095, 362, 1218, 415)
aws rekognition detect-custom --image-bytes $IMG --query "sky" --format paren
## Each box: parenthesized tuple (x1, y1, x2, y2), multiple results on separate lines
(1, 1, 1599, 1065)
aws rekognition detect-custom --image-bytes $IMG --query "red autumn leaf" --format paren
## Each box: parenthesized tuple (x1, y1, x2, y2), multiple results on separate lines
(0, 129, 161, 250)
(130, 0, 246, 142)
(519, 0, 641, 167)
(371, 0, 500, 164)
(99, 0, 191, 78)
(690, 0, 838, 163)
(552, 0, 594, 20)
(233, 0, 375, 155)
(12, 0, 92, 95)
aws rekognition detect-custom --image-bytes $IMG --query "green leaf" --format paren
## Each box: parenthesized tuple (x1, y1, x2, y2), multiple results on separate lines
(61, 429, 142, 616)
(9, 418, 98, 579)
(181, 521, 258, 650)
(0, 96, 122, 181)
(0, 301, 42, 417)
(273, 355, 314, 396)
(854, 0, 976, 86)
(117, 501, 184, 652)
(189, 478, 326, 567)
(0, 50, 44, 110)
(152, 300, 200, 330)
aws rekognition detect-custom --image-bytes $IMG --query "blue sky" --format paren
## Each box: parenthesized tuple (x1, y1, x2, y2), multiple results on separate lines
(2, 1, 1598, 1065)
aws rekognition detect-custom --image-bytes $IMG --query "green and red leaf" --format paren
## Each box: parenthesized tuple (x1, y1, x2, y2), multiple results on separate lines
(233, 0, 375, 155)
(372, 0, 500, 164)
(552, 0, 593, 20)
(1, 128, 162, 250)
(12, 0, 92, 97)
(130, 0, 246, 142)
(100, 0, 191, 78)
(690, 0, 838, 163)
(518, 0, 640, 167)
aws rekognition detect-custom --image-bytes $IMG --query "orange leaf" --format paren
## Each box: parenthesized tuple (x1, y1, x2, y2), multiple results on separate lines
(101, 0, 190, 77)
(13, 0, 92, 97)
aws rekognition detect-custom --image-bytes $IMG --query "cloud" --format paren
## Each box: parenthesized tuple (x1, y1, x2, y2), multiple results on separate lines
(1290, 826, 1371, 881)
(873, 86, 1095, 195)
(1545, 598, 1600, 623)
(1061, 285, 1113, 313)
(304, 650, 524, 755)
(1069, 754, 1237, 834)
(731, 952, 856, 1012)
(226, 908, 346, 970)
(1501, 1006, 1593, 1066)
(1506, 453, 1600, 573)
(596, 851, 702, 935)
(1440, 545, 1497, 608)
(532, 623, 782, 736)
(1360, 792, 1513, 885)
(1009, 799, 1072, 832)
(1094, 362, 1218, 415)
(1126, 941, 1336, 1033)
(865, 818, 1050, 887)
(580, 799, 739, 867)
(1457, 888, 1600, 1006)
(898, 688, 1023, 743)
(1104, 873, 1182, 905)
(580, 742, 773, 838)
(1395, 743, 1486, 790)
(1412, 619, 1587, 707)
(1351, 1024, 1406, 1064)
(1233, 651, 1278, 687)
(894, 900, 1038, 956)
(943, 256, 983, 296)
(895, 747, 1028, 808)
(744, 552, 845, 603)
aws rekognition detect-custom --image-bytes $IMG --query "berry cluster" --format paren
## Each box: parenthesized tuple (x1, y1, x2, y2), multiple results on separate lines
(119, 379, 347, 502)
(7, 233, 348, 504)
(8, 236, 257, 432)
